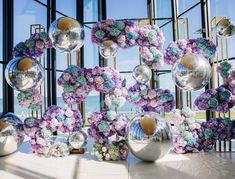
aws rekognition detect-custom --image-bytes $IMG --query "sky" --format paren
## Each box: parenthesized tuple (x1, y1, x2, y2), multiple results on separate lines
(1, 0, 235, 111)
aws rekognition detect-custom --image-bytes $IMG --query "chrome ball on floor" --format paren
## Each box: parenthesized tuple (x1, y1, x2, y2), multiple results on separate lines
(0, 112, 25, 156)
(127, 112, 172, 162)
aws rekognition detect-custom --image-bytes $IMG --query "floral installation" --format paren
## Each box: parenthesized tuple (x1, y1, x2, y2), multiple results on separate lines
(104, 87, 128, 108)
(91, 19, 165, 70)
(172, 108, 235, 154)
(140, 46, 164, 70)
(216, 61, 232, 80)
(57, 65, 91, 105)
(23, 105, 84, 157)
(172, 108, 212, 153)
(13, 32, 52, 58)
(194, 84, 235, 113)
(127, 83, 174, 113)
(91, 140, 128, 161)
(86, 66, 125, 94)
(58, 65, 126, 105)
(195, 62, 235, 113)
(91, 19, 139, 48)
(17, 89, 42, 111)
(164, 38, 216, 65)
(87, 110, 129, 160)
(137, 25, 165, 49)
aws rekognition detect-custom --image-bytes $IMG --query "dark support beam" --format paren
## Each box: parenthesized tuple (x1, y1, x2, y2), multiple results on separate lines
(76, 0, 84, 68)
(201, 0, 211, 121)
(98, 0, 106, 110)
(76, 0, 85, 117)
(46, 0, 52, 106)
(51, 0, 57, 105)
(3, 0, 14, 112)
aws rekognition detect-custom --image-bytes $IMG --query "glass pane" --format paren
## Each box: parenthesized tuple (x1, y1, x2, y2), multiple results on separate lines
(116, 47, 140, 71)
(178, 0, 200, 15)
(179, 5, 202, 39)
(84, 25, 99, 68)
(107, 0, 148, 19)
(37, 0, 47, 5)
(84, 91, 100, 123)
(56, 0, 76, 18)
(210, 0, 235, 59)
(14, 0, 47, 45)
(0, 0, 2, 62)
(84, 0, 98, 22)
(156, 21, 173, 70)
(0, 65, 3, 112)
(155, 0, 172, 18)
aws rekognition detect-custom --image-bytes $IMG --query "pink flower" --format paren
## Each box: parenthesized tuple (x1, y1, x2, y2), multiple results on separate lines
(148, 90, 157, 99)
(117, 35, 126, 44)
(95, 76, 104, 84)
(64, 108, 74, 117)
(36, 40, 45, 49)
(63, 73, 71, 81)
(113, 88, 122, 96)
(105, 95, 112, 106)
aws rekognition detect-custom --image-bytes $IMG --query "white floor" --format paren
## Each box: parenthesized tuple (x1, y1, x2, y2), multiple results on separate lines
(0, 140, 235, 179)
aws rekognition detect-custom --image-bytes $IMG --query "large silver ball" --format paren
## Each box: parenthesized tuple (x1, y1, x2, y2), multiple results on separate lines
(172, 54, 212, 91)
(132, 64, 152, 84)
(216, 18, 235, 38)
(99, 40, 118, 59)
(0, 112, 25, 156)
(69, 130, 87, 149)
(5, 57, 44, 91)
(49, 17, 85, 53)
(127, 112, 172, 162)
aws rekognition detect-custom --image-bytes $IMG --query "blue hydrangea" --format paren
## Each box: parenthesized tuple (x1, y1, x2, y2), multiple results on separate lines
(98, 121, 109, 132)
(106, 110, 117, 121)
(77, 75, 86, 85)
(128, 31, 139, 40)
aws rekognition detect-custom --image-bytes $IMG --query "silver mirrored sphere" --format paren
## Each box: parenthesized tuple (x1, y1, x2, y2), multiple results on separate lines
(99, 40, 118, 59)
(49, 17, 85, 53)
(5, 57, 44, 91)
(132, 64, 152, 84)
(216, 18, 235, 38)
(127, 112, 172, 162)
(69, 130, 87, 149)
(172, 54, 212, 91)
(0, 112, 25, 156)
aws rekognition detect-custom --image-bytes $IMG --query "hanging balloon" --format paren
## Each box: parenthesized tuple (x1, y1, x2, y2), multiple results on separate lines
(215, 18, 235, 38)
(99, 40, 118, 59)
(172, 54, 212, 91)
(132, 64, 152, 84)
(69, 130, 87, 149)
(49, 17, 85, 53)
(5, 57, 44, 91)
(0, 112, 25, 156)
(127, 112, 172, 162)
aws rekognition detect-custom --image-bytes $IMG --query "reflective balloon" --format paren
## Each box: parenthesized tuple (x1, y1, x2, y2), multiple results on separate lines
(172, 54, 212, 91)
(49, 17, 85, 53)
(0, 112, 25, 156)
(5, 57, 44, 91)
(99, 40, 118, 59)
(216, 18, 235, 38)
(132, 64, 152, 84)
(127, 112, 172, 162)
(69, 130, 87, 149)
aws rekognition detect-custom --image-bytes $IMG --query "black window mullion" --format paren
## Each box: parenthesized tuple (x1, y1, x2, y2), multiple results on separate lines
(3, 0, 14, 112)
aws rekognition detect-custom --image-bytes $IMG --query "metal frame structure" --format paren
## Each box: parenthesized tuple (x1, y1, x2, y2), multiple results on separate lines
(1, 0, 234, 127)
